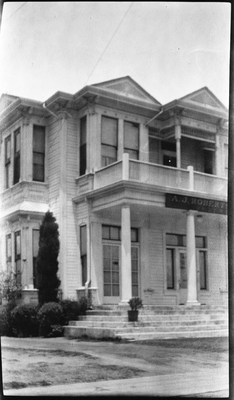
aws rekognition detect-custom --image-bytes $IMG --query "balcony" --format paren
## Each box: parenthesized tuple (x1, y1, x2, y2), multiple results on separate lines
(76, 154, 227, 200)
(0, 181, 49, 215)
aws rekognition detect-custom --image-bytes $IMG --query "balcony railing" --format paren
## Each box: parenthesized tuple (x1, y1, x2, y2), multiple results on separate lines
(76, 153, 227, 199)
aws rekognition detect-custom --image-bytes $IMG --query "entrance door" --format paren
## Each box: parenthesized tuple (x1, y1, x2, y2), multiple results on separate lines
(179, 250, 187, 304)
(103, 244, 120, 304)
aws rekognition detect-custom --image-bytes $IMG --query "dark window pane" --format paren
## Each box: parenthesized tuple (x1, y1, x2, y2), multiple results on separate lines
(161, 141, 176, 152)
(199, 251, 207, 290)
(166, 249, 174, 289)
(104, 284, 111, 296)
(33, 126, 45, 152)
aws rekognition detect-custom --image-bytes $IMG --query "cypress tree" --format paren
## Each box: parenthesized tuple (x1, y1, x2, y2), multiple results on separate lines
(36, 211, 61, 305)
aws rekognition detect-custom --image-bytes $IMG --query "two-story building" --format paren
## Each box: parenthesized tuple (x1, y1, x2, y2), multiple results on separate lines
(0, 76, 228, 307)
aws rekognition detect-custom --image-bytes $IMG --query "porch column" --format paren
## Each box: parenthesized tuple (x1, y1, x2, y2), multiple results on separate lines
(175, 125, 181, 169)
(118, 119, 124, 160)
(120, 205, 132, 303)
(186, 211, 200, 305)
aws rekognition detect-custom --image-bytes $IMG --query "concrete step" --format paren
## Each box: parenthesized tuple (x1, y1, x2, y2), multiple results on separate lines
(64, 325, 228, 341)
(79, 314, 228, 323)
(69, 318, 227, 329)
(64, 305, 228, 341)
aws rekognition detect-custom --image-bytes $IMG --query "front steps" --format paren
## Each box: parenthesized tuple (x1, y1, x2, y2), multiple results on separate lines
(64, 305, 228, 341)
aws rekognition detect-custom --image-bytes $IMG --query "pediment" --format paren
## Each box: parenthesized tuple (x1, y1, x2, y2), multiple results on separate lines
(92, 76, 161, 105)
(180, 87, 227, 111)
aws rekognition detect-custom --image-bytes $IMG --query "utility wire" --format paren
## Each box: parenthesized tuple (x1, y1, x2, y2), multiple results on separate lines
(84, 2, 134, 86)
(3, 2, 27, 22)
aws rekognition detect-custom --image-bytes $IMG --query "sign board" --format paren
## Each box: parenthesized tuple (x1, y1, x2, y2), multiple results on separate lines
(166, 193, 227, 215)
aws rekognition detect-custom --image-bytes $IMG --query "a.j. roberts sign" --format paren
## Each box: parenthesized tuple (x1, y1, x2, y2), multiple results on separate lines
(166, 193, 227, 215)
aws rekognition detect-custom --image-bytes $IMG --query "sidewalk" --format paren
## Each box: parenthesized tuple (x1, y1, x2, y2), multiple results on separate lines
(4, 370, 229, 397)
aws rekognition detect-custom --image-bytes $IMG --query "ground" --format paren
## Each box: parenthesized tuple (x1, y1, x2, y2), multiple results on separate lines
(1, 336, 229, 396)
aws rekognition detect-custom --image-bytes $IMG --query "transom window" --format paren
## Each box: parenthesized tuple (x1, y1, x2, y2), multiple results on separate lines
(102, 225, 138, 242)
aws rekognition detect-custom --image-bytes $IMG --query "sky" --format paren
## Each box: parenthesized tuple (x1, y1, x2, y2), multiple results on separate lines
(0, 2, 231, 108)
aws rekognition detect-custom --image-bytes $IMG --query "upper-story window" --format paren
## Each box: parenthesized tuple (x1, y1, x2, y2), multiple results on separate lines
(80, 116, 87, 176)
(124, 121, 139, 160)
(5, 135, 11, 189)
(162, 141, 176, 167)
(101, 116, 118, 167)
(33, 125, 45, 182)
(204, 149, 214, 174)
(13, 128, 21, 184)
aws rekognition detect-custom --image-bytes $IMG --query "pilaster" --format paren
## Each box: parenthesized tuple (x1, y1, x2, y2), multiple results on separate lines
(186, 210, 200, 306)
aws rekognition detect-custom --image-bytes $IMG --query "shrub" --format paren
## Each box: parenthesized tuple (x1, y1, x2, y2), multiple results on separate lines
(0, 301, 17, 336)
(11, 304, 39, 337)
(128, 297, 143, 311)
(38, 302, 63, 337)
(36, 211, 61, 305)
(0, 271, 22, 303)
(60, 299, 80, 325)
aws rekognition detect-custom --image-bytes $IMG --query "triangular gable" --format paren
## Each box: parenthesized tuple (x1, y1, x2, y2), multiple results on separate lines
(179, 87, 227, 111)
(92, 76, 161, 105)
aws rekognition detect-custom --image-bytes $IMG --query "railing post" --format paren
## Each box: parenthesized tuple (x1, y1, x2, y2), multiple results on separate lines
(122, 153, 129, 180)
(187, 165, 194, 191)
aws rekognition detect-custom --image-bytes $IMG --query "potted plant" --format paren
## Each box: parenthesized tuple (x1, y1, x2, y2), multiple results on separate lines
(128, 297, 143, 322)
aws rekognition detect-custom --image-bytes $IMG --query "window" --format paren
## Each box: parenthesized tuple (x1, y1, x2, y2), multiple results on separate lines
(101, 116, 118, 167)
(33, 230, 40, 288)
(6, 234, 12, 273)
(80, 225, 87, 286)
(149, 136, 159, 164)
(33, 125, 45, 181)
(5, 135, 11, 189)
(102, 225, 139, 297)
(166, 233, 208, 291)
(204, 149, 214, 174)
(80, 116, 87, 176)
(162, 141, 177, 167)
(166, 249, 175, 289)
(14, 231, 21, 286)
(131, 246, 139, 296)
(14, 128, 20, 184)
(103, 244, 120, 296)
(199, 251, 207, 290)
(124, 121, 139, 159)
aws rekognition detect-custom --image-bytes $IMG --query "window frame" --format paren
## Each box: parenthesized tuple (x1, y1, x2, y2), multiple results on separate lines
(33, 125, 45, 182)
(80, 225, 87, 287)
(124, 120, 139, 160)
(101, 115, 118, 167)
(13, 128, 21, 185)
(80, 116, 87, 176)
(5, 135, 11, 189)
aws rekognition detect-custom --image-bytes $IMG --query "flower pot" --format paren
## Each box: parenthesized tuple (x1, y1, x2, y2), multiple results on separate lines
(128, 310, 139, 322)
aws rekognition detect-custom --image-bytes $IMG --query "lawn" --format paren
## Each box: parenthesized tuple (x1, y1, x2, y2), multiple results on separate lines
(1, 336, 229, 392)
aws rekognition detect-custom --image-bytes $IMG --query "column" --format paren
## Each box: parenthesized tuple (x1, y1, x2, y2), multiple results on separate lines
(186, 211, 200, 305)
(59, 114, 67, 297)
(175, 124, 181, 169)
(120, 205, 132, 303)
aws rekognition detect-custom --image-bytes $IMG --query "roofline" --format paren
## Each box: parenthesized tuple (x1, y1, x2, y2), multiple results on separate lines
(91, 75, 162, 106)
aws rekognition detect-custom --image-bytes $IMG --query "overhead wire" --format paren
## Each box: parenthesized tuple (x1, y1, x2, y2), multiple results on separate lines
(84, 2, 134, 86)
(3, 2, 27, 22)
